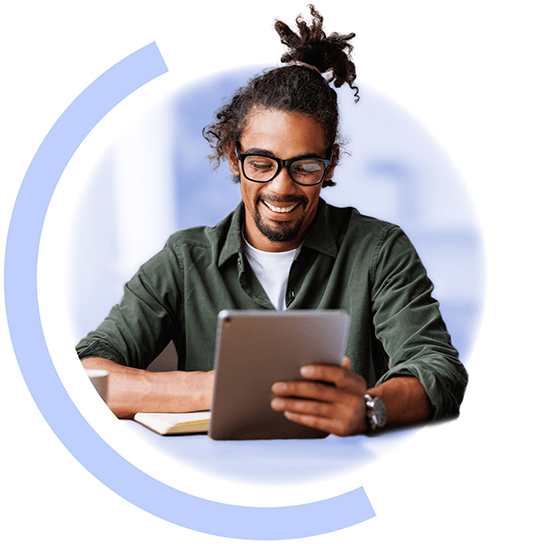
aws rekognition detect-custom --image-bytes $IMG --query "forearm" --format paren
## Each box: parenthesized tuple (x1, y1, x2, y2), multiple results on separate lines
(81, 358, 214, 419)
(367, 376, 432, 428)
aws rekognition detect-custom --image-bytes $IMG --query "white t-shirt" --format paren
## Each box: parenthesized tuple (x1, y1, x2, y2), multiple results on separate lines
(243, 237, 297, 311)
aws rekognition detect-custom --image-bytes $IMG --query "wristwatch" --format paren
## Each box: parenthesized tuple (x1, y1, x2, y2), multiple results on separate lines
(364, 394, 387, 432)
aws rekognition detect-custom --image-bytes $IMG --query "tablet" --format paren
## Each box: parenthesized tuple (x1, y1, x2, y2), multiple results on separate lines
(208, 309, 350, 440)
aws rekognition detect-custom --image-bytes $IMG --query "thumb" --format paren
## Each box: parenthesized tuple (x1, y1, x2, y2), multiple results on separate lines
(341, 356, 351, 370)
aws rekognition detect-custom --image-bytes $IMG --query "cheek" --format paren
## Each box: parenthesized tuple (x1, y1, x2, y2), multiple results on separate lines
(240, 181, 257, 209)
(306, 188, 322, 208)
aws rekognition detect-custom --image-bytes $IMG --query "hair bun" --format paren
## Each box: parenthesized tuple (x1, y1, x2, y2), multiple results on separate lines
(274, 5, 359, 101)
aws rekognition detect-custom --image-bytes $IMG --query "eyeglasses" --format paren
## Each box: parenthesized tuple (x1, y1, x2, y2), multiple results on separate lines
(236, 148, 332, 186)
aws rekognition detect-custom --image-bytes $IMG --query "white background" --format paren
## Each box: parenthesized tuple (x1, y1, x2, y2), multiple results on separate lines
(1, 1, 543, 542)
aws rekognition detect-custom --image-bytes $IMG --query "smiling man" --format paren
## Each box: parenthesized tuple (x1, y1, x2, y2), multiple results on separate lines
(76, 6, 468, 435)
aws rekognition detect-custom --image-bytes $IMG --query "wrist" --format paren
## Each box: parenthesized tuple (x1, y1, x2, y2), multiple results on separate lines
(366, 376, 431, 428)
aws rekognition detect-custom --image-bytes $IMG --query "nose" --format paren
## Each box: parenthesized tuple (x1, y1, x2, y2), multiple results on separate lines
(266, 165, 297, 196)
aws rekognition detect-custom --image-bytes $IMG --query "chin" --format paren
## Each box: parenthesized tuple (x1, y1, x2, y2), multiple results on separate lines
(255, 214, 304, 243)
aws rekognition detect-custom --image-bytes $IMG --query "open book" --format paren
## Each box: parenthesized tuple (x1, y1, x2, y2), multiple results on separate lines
(133, 411, 211, 435)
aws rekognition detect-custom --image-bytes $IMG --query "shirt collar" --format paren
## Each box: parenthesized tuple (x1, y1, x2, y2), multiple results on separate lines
(299, 198, 338, 259)
(217, 198, 338, 267)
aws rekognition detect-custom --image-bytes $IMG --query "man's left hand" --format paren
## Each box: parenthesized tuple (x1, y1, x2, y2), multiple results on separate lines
(270, 357, 368, 436)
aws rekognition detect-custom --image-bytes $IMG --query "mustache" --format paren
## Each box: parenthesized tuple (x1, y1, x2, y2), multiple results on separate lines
(256, 193, 309, 207)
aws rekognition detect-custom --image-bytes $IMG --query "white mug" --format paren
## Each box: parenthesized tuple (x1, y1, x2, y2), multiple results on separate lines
(85, 369, 109, 403)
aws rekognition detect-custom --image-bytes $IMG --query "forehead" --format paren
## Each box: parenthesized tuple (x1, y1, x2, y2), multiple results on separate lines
(239, 108, 328, 156)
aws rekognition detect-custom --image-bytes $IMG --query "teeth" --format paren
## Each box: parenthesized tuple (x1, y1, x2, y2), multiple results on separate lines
(263, 201, 298, 213)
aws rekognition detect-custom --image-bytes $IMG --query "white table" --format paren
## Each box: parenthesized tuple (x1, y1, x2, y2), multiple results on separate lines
(121, 419, 417, 485)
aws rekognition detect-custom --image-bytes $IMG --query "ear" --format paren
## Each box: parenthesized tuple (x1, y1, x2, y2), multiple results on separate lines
(226, 142, 240, 176)
(324, 144, 340, 182)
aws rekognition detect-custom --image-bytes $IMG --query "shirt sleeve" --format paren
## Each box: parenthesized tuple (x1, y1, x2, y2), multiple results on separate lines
(75, 241, 184, 369)
(371, 226, 468, 419)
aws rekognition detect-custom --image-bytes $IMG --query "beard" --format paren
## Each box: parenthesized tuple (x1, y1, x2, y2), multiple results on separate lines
(253, 194, 308, 243)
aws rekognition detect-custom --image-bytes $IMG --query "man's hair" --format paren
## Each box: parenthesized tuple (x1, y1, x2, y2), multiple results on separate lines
(202, 5, 359, 188)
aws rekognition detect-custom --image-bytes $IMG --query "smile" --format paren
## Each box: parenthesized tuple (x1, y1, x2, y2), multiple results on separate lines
(262, 201, 300, 214)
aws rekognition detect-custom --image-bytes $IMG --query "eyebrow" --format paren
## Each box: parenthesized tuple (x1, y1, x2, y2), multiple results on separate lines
(241, 147, 326, 161)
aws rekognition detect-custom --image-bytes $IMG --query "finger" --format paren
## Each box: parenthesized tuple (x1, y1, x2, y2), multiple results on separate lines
(341, 356, 351, 370)
(270, 396, 337, 418)
(271, 379, 339, 402)
(300, 363, 367, 391)
(283, 411, 364, 437)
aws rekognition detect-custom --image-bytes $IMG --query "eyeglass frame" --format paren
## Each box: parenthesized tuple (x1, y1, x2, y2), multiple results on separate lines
(235, 146, 334, 187)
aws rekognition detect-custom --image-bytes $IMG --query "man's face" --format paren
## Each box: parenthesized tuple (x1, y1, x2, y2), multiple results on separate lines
(228, 108, 336, 252)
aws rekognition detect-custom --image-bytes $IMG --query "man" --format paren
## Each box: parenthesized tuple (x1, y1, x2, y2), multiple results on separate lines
(77, 6, 467, 435)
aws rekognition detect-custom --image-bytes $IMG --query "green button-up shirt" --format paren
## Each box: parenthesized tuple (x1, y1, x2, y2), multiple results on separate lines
(77, 198, 468, 418)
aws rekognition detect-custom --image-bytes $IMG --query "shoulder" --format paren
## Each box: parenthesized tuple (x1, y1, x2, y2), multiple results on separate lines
(324, 200, 401, 241)
(165, 225, 214, 250)
(322, 201, 419, 271)
(131, 206, 241, 282)
(163, 207, 238, 254)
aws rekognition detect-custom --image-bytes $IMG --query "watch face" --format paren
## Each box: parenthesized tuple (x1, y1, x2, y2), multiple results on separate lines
(365, 394, 387, 430)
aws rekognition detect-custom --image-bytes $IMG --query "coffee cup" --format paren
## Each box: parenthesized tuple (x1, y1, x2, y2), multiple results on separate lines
(85, 369, 109, 403)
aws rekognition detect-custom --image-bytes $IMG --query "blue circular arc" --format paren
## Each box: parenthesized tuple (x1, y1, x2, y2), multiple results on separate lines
(3, 42, 375, 539)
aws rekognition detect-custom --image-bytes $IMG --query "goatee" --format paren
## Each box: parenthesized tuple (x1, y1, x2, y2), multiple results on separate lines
(253, 194, 308, 243)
